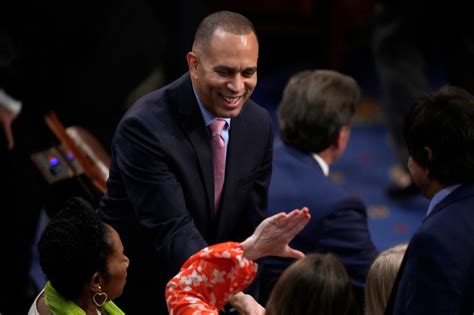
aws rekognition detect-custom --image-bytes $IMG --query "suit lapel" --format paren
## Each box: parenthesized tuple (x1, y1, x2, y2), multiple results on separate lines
(176, 74, 214, 215)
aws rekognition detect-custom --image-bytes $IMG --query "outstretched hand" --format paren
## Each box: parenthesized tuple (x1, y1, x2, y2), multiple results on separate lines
(241, 207, 310, 261)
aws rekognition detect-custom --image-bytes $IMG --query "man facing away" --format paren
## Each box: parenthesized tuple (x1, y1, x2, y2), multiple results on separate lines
(385, 86, 474, 314)
(99, 11, 276, 314)
(259, 70, 378, 313)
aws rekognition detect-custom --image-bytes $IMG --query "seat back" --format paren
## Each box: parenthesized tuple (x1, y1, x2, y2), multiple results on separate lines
(31, 111, 110, 209)
(43, 111, 109, 193)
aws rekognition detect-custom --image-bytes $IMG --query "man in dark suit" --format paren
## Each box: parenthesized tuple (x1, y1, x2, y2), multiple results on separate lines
(259, 70, 377, 312)
(98, 11, 273, 314)
(385, 86, 474, 314)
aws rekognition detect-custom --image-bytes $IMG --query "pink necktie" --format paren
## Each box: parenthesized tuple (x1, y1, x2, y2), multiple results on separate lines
(209, 119, 226, 211)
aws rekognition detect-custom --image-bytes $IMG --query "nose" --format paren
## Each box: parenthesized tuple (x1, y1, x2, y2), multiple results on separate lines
(227, 75, 244, 93)
(125, 255, 130, 268)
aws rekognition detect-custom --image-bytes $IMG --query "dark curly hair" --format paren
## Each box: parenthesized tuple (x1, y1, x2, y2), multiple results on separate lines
(404, 85, 474, 185)
(38, 197, 113, 300)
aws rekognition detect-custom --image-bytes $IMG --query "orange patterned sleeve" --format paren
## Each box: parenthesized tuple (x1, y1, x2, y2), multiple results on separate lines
(165, 242, 258, 315)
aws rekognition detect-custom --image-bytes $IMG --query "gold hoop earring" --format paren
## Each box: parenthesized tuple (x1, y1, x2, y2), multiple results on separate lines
(93, 285, 108, 308)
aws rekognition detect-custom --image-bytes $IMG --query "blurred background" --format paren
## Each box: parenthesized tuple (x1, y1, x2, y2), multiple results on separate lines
(5, 0, 461, 312)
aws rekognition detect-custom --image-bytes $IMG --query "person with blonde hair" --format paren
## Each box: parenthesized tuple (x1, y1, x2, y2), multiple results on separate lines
(365, 243, 407, 315)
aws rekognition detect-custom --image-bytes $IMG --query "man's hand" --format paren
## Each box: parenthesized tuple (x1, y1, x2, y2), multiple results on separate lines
(0, 105, 18, 150)
(241, 207, 310, 261)
(228, 292, 265, 315)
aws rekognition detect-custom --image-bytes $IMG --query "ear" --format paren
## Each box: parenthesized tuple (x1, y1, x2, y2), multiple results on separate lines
(186, 51, 200, 80)
(423, 146, 433, 161)
(89, 272, 102, 292)
(335, 126, 351, 152)
(327, 126, 351, 164)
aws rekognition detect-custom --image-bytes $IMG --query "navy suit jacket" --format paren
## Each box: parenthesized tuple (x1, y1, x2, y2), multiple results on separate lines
(259, 142, 377, 305)
(98, 73, 273, 313)
(387, 183, 474, 314)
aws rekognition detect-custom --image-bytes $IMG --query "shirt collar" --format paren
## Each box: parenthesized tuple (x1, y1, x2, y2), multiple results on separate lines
(311, 153, 329, 176)
(427, 184, 461, 216)
(193, 88, 231, 128)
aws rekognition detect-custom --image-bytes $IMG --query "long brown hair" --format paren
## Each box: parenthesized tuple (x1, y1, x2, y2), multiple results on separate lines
(266, 253, 356, 315)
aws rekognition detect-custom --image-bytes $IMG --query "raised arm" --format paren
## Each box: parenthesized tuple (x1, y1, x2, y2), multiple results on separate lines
(166, 208, 310, 315)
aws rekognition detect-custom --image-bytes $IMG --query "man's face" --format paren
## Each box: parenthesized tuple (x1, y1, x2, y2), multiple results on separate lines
(188, 29, 258, 118)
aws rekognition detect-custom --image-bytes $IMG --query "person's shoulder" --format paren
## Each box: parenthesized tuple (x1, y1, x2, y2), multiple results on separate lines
(424, 186, 474, 228)
(240, 98, 272, 122)
(305, 175, 366, 219)
(120, 75, 190, 126)
(231, 99, 272, 141)
(131, 79, 181, 112)
(127, 73, 191, 114)
(273, 151, 359, 202)
(28, 288, 51, 315)
(410, 204, 471, 254)
(315, 178, 365, 212)
(271, 163, 365, 217)
(272, 145, 320, 176)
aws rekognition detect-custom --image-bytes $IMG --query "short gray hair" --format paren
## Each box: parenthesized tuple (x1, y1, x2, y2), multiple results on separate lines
(278, 69, 360, 153)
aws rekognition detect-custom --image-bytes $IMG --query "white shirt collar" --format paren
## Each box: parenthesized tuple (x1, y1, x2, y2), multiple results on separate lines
(311, 153, 329, 176)
(192, 87, 231, 128)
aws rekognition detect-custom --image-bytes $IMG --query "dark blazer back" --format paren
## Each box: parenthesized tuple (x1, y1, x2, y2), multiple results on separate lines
(259, 142, 377, 307)
(386, 183, 474, 315)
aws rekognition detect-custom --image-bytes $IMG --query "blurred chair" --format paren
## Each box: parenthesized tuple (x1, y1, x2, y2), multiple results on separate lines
(31, 111, 110, 208)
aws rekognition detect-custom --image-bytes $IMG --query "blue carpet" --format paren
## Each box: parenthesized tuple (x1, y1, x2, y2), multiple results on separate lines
(331, 123, 428, 251)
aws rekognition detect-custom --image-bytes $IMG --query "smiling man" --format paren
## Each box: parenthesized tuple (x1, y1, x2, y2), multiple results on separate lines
(98, 11, 273, 314)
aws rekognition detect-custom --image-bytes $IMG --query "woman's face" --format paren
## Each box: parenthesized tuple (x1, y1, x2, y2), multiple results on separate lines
(101, 225, 129, 300)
